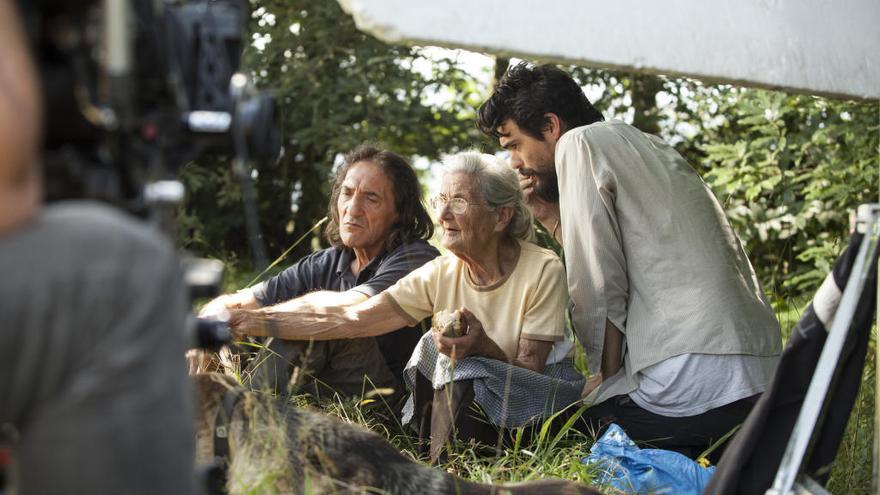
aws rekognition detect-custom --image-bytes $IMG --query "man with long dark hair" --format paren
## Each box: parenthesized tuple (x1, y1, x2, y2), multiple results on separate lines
(477, 62, 781, 461)
(198, 145, 438, 398)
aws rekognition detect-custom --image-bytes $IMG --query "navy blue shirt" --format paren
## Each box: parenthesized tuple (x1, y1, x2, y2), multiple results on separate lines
(252, 240, 439, 380)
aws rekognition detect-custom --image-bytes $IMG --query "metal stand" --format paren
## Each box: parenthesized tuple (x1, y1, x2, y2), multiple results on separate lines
(766, 203, 880, 495)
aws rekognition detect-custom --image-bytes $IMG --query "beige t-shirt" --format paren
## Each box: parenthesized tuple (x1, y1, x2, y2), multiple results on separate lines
(383, 241, 571, 362)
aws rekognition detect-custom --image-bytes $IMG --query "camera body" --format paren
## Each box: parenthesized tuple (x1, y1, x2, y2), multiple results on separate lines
(20, 0, 282, 347)
(25, 0, 280, 214)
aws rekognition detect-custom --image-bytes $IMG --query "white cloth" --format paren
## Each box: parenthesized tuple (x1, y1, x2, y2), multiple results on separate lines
(629, 353, 779, 416)
(401, 332, 584, 427)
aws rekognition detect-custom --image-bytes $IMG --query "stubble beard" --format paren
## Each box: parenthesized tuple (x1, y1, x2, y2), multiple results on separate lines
(533, 172, 559, 203)
(522, 153, 560, 203)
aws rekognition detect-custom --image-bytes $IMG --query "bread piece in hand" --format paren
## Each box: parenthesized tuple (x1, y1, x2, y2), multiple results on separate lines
(432, 309, 464, 337)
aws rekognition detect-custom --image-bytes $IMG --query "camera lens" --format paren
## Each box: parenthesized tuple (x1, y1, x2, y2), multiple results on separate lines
(236, 93, 281, 163)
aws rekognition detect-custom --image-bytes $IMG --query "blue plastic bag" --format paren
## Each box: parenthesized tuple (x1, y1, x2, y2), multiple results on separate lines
(582, 424, 715, 494)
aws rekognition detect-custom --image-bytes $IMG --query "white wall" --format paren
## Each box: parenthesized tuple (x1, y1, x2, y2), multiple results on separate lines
(339, 0, 879, 100)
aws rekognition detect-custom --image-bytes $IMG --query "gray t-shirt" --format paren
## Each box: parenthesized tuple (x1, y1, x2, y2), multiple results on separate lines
(0, 202, 194, 494)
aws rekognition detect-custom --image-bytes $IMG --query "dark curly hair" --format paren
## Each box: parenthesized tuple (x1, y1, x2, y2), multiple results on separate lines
(477, 62, 604, 140)
(324, 145, 433, 250)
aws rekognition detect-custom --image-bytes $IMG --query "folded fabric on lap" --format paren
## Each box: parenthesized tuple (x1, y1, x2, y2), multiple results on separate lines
(401, 332, 585, 428)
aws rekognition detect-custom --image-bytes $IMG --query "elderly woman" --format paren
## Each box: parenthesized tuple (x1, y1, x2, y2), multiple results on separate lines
(228, 152, 585, 462)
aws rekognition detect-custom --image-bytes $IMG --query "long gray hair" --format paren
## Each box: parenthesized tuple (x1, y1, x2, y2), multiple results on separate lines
(442, 152, 535, 242)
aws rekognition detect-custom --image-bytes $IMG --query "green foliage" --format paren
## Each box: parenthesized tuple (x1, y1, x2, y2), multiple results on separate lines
(674, 87, 878, 307)
(178, 0, 482, 261)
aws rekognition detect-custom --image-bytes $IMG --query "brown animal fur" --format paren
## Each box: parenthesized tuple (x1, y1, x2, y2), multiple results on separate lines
(193, 373, 601, 495)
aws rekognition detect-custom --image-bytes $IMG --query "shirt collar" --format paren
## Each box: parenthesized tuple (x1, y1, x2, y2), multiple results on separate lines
(335, 246, 388, 280)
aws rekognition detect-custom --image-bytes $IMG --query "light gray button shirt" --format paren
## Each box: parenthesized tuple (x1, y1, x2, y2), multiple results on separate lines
(556, 120, 782, 407)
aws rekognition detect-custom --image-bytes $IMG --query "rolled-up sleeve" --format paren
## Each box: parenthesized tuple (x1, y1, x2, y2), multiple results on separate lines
(556, 130, 629, 372)
(251, 254, 318, 305)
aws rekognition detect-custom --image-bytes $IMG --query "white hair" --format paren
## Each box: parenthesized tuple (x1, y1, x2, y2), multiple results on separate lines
(442, 151, 535, 242)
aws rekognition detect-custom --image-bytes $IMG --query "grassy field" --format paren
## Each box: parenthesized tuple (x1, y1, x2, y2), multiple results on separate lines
(302, 344, 875, 494)
(215, 268, 875, 494)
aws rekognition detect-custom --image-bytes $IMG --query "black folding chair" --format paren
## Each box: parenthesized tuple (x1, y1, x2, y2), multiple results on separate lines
(704, 204, 880, 495)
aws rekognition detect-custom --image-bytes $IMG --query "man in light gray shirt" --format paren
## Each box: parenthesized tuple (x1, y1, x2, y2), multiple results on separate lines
(477, 62, 781, 460)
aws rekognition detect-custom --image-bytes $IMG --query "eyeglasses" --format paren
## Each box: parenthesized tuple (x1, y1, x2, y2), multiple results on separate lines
(429, 194, 491, 215)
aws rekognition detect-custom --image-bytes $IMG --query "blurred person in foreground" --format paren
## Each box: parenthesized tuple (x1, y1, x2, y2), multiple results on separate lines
(0, 1, 193, 493)
(225, 152, 584, 464)
(195, 145, 439, 400)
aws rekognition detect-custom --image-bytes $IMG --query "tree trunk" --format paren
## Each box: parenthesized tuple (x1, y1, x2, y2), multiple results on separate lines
(630, 73, 663, 135)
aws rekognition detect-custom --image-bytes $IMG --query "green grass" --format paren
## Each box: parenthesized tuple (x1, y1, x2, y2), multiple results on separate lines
(292, 354, 874, 494)
(287, 389, 606, 490)
(212, 265, 875, 493)
(826, 339, 875, 494)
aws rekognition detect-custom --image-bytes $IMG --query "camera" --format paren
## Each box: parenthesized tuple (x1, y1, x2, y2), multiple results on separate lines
(22, 0, 281, 313)
(26, 0, 281, 214)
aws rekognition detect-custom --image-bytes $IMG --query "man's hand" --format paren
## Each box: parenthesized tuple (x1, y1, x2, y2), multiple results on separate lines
(197, 296, 231, 320)
(226, 308, 256, 339)
(198, 289, 259, 320)
(433, 308, 508, 362)
(225, 307, 283, 340)
(190, 291, 260, 374)
(582, 373, 603, 398)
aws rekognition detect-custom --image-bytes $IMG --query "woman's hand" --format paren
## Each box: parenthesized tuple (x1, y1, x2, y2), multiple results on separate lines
(433, 308, 508, 362)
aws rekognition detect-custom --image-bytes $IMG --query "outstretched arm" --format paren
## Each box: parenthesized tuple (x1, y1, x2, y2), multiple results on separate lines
(267, 289, 369, 312)
(228, 292, 409, 341)
(198, 289, 261, 318)
(198, 281, 372, 321)
(190, 288, 373, 373)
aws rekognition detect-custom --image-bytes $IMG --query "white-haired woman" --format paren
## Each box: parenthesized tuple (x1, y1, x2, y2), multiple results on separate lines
(226, 152, 585, 463)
